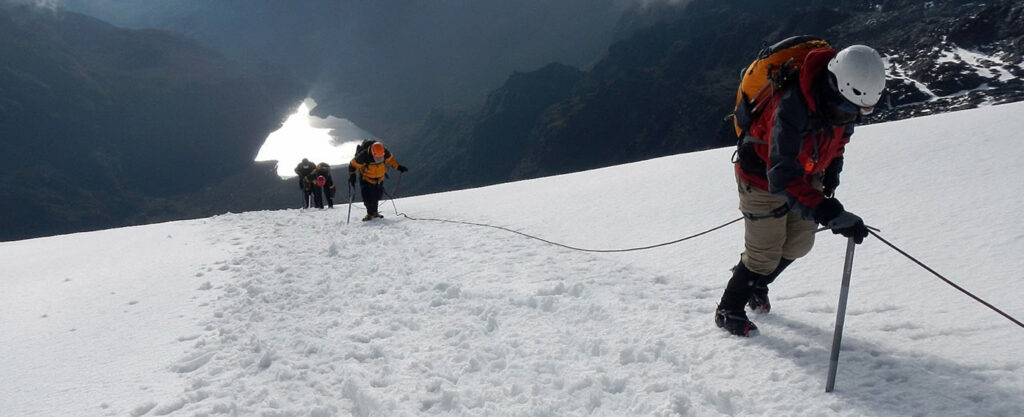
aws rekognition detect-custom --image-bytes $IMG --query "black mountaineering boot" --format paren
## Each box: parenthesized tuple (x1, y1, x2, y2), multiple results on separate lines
(747, 258, 794, 314)
(715, 306, 758, 337)
(716, 261, 767, 336)
(747, 286, 771, 314)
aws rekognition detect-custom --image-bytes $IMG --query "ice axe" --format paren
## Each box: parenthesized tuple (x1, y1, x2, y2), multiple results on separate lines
(817, 224, 879, 392)
(825, 236, 857, 392)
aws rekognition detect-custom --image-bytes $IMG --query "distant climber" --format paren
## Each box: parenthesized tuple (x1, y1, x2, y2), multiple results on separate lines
(316, 162, 336, 209)
(293, 158, 318, 209)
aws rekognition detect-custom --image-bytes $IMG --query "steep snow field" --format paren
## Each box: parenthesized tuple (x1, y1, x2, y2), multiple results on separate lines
(3, 102, 1023, 416)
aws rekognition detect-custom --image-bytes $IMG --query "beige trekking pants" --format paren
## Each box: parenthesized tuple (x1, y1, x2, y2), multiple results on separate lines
(736, 173, 820, 276)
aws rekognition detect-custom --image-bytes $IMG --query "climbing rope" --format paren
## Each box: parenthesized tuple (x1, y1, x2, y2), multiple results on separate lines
(868, 230, 1024, 329)
(380, 174, 742, 252)
(395, 212, 742, 253)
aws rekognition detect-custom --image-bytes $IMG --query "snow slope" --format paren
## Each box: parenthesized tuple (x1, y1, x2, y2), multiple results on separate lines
(2, 102, 1023, 416)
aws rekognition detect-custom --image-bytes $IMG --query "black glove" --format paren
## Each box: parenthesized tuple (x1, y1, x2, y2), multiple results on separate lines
(397, 165, 408, 173)
(348, 174, 356, 186)
(813, 198, 868, 244)
(829, 212, 868, 244)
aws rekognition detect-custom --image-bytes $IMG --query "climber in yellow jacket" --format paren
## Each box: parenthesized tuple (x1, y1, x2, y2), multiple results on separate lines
(348, 141, 408, 221)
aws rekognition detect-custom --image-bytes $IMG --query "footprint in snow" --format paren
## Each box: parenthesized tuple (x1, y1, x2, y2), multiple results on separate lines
(169, 351, 215, 373)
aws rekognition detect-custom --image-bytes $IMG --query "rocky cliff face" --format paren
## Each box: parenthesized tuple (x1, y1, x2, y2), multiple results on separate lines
(874, 1, 1024, 120)
(400, 63, 585, 193)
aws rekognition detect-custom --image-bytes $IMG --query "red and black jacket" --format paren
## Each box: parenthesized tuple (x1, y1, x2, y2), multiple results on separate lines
(735, 48, 853, 220)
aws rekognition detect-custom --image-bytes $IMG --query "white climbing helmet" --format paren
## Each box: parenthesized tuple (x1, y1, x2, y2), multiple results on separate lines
(827, 45, 887, 111)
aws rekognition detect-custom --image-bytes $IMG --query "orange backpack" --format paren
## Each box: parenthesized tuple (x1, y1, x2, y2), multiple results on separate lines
(732, 36, 831, 137)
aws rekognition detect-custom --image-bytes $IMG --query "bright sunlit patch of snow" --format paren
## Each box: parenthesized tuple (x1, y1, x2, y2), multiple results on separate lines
(255, 98, 373, 178)
(938, 46, 1017, 82)
(885, 55, 939, 100)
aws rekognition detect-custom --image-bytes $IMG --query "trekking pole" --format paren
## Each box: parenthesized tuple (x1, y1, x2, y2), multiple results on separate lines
(826, 236, 857, 392)
(346, 184, 354, 225)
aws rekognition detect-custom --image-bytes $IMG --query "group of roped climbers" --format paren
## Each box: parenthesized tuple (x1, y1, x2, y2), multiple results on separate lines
(293, 140, 407, 222)
(293, 159, 336, 210)
(289, 37, 888, 338)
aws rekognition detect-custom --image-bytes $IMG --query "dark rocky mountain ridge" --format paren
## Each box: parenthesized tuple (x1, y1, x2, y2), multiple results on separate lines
(0, 3, 302, 241)
(397, 0, 1024, 196)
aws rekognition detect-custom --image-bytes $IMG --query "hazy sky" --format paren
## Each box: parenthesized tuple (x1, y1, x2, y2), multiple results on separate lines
(56, 0, 638, 118)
